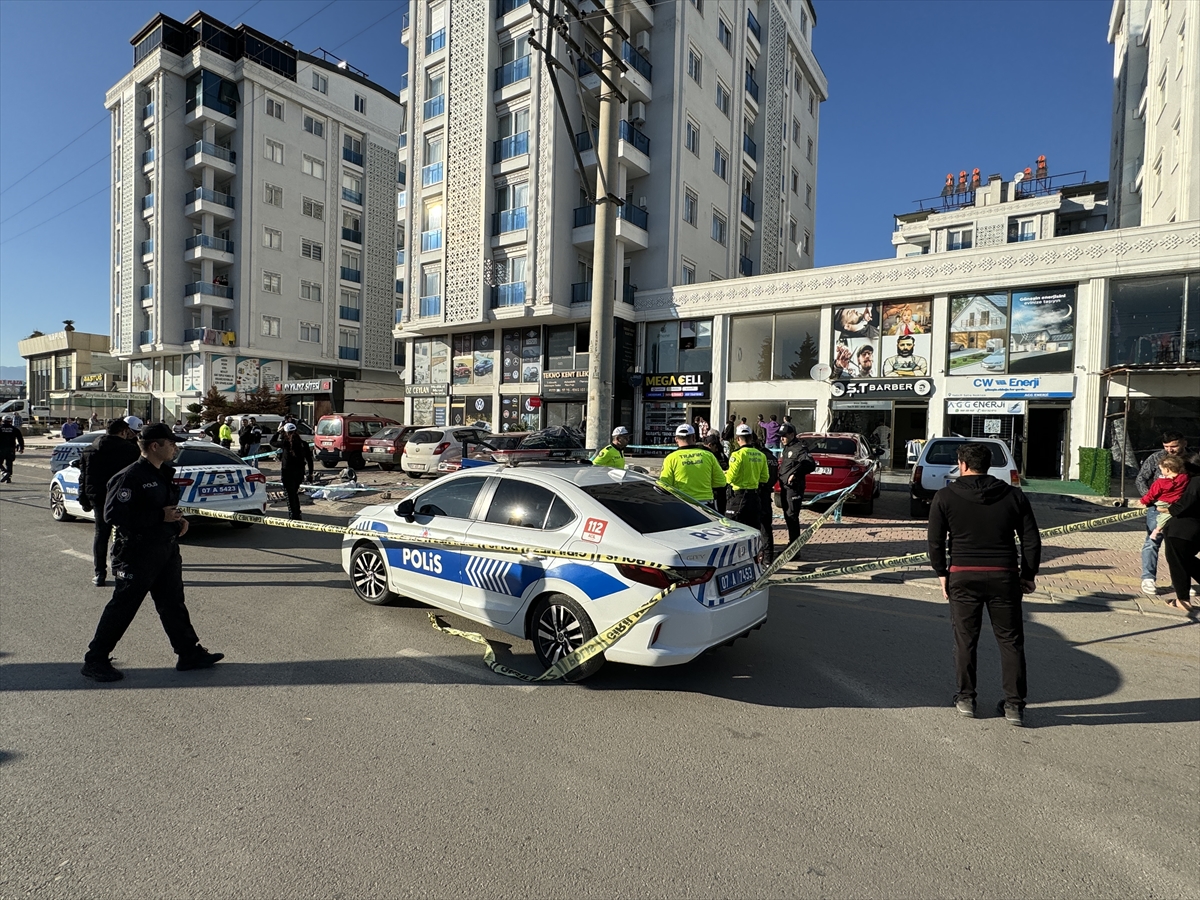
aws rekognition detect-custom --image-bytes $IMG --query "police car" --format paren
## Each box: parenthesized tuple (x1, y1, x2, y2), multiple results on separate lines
(342, 464, 769, 680)
(50, 442, 268, 525)
(50, 430, 108, 474)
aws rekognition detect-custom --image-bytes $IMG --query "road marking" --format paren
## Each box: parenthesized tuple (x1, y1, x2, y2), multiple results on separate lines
(60, 549, 91, 562)
(395, 648, 537, 693)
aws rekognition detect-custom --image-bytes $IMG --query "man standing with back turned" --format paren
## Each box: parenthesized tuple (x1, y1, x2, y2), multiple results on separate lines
(928, 442, 1040, 726)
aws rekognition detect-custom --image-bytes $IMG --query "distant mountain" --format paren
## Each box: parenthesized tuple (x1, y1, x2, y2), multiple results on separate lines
(0, 366, 25, 382)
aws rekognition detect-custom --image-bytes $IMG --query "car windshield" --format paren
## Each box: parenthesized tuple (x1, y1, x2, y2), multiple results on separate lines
(924, 441, 1007, 468)
(581, 481, 715, 534)
(806, 437, 859, 456)
(371, 427, 402, 441)
(176, 445, 248, 466)
(409, 430, 444, 444)
(316, 419, 342, 436)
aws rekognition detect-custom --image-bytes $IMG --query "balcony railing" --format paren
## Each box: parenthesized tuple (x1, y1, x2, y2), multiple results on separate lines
(493, 131, 529, 163)
(741, 194, 755, 218)
(182, 327, 234, 345)
(340, 266, 362, 282)
(747, 10, 761, 41)
(495, 55, 531, 90)
(398, 169, 406, 185)
(745, 73, 759, 102)
(1012, 170, 1090, 201)
(395, 280, 404, 294)
(139, 284, 153, 300)
(420, 230, 443, 252)
(339, 305, 361, 321)
(142, 102, 155, 119)
(422, 162, 444, 186)
(419, 295, 442, 317)
(338, 346, 361, 361)
(622, 42, 652, 80)
(185, 282, 233, 299)
(401, 10, 409, 30)
(395, 308, 405, 324)
(396, 249, 406, 265)
(739, 255, 753, 277)
(138, 330, 154, 345)
(397, 132, 408, 149)
(342, 227, 362, 243)
(185, 96, 236, 118)
(185, 187, 235, 208)
(576, 50, 602, 77)
(342, 147, 363, 166)
(492, 207, 527, 234)
(142, 194, 154, 210)
(342, 187, 363, 204)
(394, 351, 405, 367)
(573, 203, 649, 230)
(498, 0, 528, 14)
(620, 120, 650, 155)
(743, 132, 757, 160)
(571, 282, 591, 303)
(947, 239, 973, 251)
(492, 282, 526, 307)
(425, 28, 446, 54)
(185, 234, 234, 253)
(185, 141, 236, 164)
(141, 148, 155, 166)
(622, 284, 635, 305)
(140, 239, 154, 256)
(1010, 232, 1037, 243)
(399, 73, 409, 91)
(183, 328, 203, 342)
(423, 94, 445, 119)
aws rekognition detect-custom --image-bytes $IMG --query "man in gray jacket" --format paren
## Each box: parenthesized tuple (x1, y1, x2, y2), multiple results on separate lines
(1135, 431, 1188, 597)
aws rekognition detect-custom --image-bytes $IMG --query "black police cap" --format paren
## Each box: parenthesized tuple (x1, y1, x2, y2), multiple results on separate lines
(139, 423, 186, 443)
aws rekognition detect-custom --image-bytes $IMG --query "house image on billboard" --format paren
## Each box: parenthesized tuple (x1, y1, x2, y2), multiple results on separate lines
(949, 294, 1008, 349)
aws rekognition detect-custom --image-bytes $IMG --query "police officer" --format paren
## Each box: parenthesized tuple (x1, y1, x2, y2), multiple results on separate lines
(754, 432, 781, 563)
(658, 423, 726, 509)
(78, 418, 140, 586)
(592, 426, 631, 469)
(278, 422, 314, 520)
(777, 424, 816, 547)
(725, 424, 769, 530)
(80, 423, 223, 682)
(218, 416, 234, 449)
(0, 414, 24, 483)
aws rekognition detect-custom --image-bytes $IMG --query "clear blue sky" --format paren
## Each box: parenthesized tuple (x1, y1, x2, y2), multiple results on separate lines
(0, 0, 1114, 367)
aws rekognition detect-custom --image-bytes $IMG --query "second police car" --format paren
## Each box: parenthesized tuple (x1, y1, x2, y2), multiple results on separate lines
(342, 465, 769, 680)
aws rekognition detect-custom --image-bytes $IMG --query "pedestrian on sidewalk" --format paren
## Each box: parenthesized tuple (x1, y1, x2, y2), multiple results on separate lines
(278, 422, 314, 520)
(1136, 431, 1188, 597)
(0, 415, 24, 483)
(1159, 452, 1200, 612)
(61, 419, 80, 441)
(752, 431, 780, 563)
(928, 441, 1041, 727)
(246, 417, 263, 468)
(77, 418, 140, 586)
(218, 416, 234, 449)
(778, 425, 816, 548)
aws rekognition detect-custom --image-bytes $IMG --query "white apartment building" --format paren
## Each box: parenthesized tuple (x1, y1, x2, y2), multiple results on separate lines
(106, 12, 402, 423)
(394, 0, 827, 432)
(1108, 0, 1200, 228)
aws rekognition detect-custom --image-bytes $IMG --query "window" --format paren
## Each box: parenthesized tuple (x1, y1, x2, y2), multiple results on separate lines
(1108, 274, 1199, 366)
(354, 94, 366, 114)
(341, 250, 361, 271)
(302, 155, 324, 178)
(681, 188, 699, 226)
(412, 477, 487, 519)
(789, 218, 797, 243)
(790, 167, 799, 194)
(342, 170, 363, 201)
(681, 259, 696, 284)
(266, 96, 284, 119)
(711, 211, 727, 245)
(715, 80, 730, 116)
(809, 89, 816, 116)
(685, 118, 700, 155)
(300, 280, 321, 302)
(341, 288, 361, 312)
(947, 228, 973, 251)
(263, 271, 282, 293)
(713, 145, 728, 180)
(717, 18, 732, 52)
(802, 230, 811, 255)
(729, 310, 819, 381)
(301, 239, 323, 261)
(582, 481, 712, 534)
(339, 328, 359, 353)
(312, 71, 328, 93)
(801, 9, 809, 38)
(805, 183, 813, 208)
(302, 196, 323, 219)
(300, 321, 321, 342)
(263, 227, 282, 250)
(485, 480, 567, 530)
(1172, 115, 1182, 168)
(688, 47, 702, 84)
(792, 117, 801, 145)
(1152, 152, 1163, 195)
(264, 183, 283, 206)
(261, 315, 281, 337)
(303, 112, 325, 137)
(807, 137, 814, 162)
(265, 137, 283, 164)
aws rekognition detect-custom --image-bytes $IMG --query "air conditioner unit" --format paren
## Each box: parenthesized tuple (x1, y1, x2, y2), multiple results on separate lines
(635, 31, 650, 52)
(638, 196, 648, 208)
(629, 101, 646, 125)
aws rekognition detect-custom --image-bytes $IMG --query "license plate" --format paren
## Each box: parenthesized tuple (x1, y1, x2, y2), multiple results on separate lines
(198, 484, 239, 496)
(813, 466, 833, 475)
(370, 447, 388, 453)
(717, 563, 756, 595)
(409, 463, 426, 471)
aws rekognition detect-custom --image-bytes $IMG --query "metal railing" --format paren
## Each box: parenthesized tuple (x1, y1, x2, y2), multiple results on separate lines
(397, 133, 408, 149)
(622, 284, 635, 305)
(141, 148, 155, 166)
(185, 187, 235, 208)
(576, 50, 602, 78)
(573, 203, 649, 230)
(492, 282, 526, 307)
(619, 120, 650, 155)
(493, 131, 529, 163)
(183, 328, 203, 342)
(423, 94, 445, 119)
(745, 73, 759, 102)
(394, 308, 405, 324)
(185, 96, 236, 118)
(397, 169, 406, 185)
(138, 330, 154, 345)
(622, 41, 652, 80)
(419, 295, 441, 317)
(425, 28, 446, 54)
(342, 187, 363, 204)
(140, 240, 154, 255)
(185, 234, 234, 253)
(340, 267, 362, 282)
(399, 73, 409, 91)
(743, 132, 757, 160)
(142, 194, 154, 210)
(422, 162, 444, 186)
(395, 280, 404, 295)
(401, 10, 409, 30)
(185, 282, 233, 299)
(493, 207, 527, 234)
(420, 230, 443, 252)
(1012, 170, 1090, 201)
(342, 147, 363, 165)
(571, 282, 591, 303)
(495, 55, 530, 90)
(342, 227, 362, 243)
(741, 194, 755, 218)
(142, 102, 155, 119)
(739, 255, 753, 277)
(339, 306, 361, 321)
(396, 249, 406, 265)
(498, 0, 528, 15)
(747, 10, 761, 41)
(185, 141, 235, 163)
(1010, 232, 1036, 243)
(139, 284, 153, 300)
(338, 346, 361, 361)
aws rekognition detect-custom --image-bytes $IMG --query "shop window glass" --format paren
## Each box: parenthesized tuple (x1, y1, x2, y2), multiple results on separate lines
(645, 321, 679, 373)
(1186, 274, 1200, 362)
(678, 319, 712, 372)
(729, 315, 773, 381)
(1109, 275, 1188, 366)
(773, 310, 820, 379)
(546, 325, 575, 371)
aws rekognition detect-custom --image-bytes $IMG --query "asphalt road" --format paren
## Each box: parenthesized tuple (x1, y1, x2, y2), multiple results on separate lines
(2, 464, 1199, 899)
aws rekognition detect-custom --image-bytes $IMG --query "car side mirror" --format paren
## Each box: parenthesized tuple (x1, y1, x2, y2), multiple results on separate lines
(395, 498, 415, 521)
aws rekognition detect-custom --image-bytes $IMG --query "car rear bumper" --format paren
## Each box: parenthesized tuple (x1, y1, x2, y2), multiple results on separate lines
(316, 449, 343, 463)
(910, 484, 936, 503)
(604, 587, 769, 667)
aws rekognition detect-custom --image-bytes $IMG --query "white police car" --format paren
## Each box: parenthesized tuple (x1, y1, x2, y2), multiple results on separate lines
(50, 442, 268, 525)
(50, 430, 108, 475)
(342, 465, 769, 680)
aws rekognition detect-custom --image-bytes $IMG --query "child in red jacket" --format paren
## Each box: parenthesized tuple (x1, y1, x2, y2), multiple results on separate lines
(1143, 454, 1190, 538)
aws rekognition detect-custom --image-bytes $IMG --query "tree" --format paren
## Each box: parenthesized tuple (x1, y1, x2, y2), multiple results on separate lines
(789, 332, 820, 380)
(230, 386, 289, 416)
(198, 387, 230, 422)
(184, 402, 203, 427)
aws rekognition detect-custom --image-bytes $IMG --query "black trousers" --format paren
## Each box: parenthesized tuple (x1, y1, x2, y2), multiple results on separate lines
(1163, 535, 1200, 602)
(0, 452, 14, 481)
(948, 571, 1027, 708)
(92, 503, 113, 577)
(86, 543, 200, 660)
(282, 470, 305, 520)
(758, 486, 775, 563)
(729, 489, 761, 531)
(781, 486, 804, 545)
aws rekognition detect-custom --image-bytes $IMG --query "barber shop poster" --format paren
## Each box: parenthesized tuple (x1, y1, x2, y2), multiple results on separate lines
(880, 300, 932, 377)
(832, 303, 879, 378)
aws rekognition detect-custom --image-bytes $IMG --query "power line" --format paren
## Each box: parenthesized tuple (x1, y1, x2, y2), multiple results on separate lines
(0, 153, 109, 227)
(0, 185, 110, 246)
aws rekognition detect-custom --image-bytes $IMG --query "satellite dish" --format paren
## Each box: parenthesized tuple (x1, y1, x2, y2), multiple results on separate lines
(810, 363, 832, 381)
(1013, 171, 1025, 183)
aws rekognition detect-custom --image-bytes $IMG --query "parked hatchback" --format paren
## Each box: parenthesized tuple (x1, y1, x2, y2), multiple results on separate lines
(794, 432, 882, 514)
(909, 437, 1020, 518)
(363, 425, 422, 471)
(315, 414, 400, 469)
(401, 426, 489, 477)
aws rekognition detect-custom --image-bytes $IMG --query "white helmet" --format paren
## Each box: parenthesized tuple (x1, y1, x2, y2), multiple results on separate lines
(123, 415, 143, 431)
(674, 424, 696, 438)
(611, 426, 630, 437)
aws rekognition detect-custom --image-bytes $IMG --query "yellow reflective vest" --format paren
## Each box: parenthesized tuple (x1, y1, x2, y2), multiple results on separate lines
(726, 445, 770, 491)
(658, 446, 726, 502)
(592, 444, 626, 469)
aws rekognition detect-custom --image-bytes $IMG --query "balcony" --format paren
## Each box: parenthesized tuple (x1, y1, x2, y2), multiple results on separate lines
(184, 233, 235, 263)
(571, 203, 649, 250)
(619, 120, 650, 156)
(139, 284, 153, 300)
(576, 121, 651, 177)
(395, 280, 404, 294)
(183, 327, 235, 346)
(339, 306, 361, 321)
(395, 308, 405, 324)
(745, 73, 759, 104)
(623, 284, 635, 305)
(747, 10, 761, 42)
(184, 141, 236, 175)
(397, 132, 408, 149)
(184, 282, 234, 309)
(184, 187, 235, 219)
(492, 282, 526, 307)
(418, 295, 442, 317)
(342, 146, 363, 166)
(396, 249, 406, 265)
(342, 227, 362, 244)
(342, 187, 363, 205)
(742, 133, 757, 162)
(494, 55, 530, 90)
(184, 97, 237, 132)
(141, 194, 154, 216)
(1009, 231, 1037, 243)
(739, 255, 753, 277)
(397, 169, 406, 185)
(492, 207, 527, 235)
(571, 282, 591, 304)
(425, 28, 446, 54)
(340, 266, 362, 282)
(401, 10, 409, 33)
(141, 148, 155, 167)
(138, 330, 154, 345)
(741, 194, 755, 219)
(622, 41, 652, 80)
(140, 239, 154, 257)
(420, 230, 443, 252)
(422, 162, 444, 186)
(578, 45, 651, 103)
(947, 239, 973, 252)
(142, 102, 155, 121)
(338, 346, 361, 361)
(423, 94, 445, 119)
(394, 350, 405, 367)
(493, 131, 529, 164)
(498, 0, 528, 14)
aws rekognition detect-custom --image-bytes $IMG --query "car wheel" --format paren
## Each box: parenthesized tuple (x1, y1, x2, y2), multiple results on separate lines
(909, 499, 928, 518)
(350, 544, 397, 605)
(348, 451, 366, 470)
(379, 462, 395, 471)
(855, 495, 875, 515)
(50, 484, 74, 522)
(321, 460, 337, 469)
(530, 593, 603, 682)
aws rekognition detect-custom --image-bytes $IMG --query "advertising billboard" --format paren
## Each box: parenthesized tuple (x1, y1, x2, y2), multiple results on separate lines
(831, 303, 880, 379)
(880, 300, 932, 378)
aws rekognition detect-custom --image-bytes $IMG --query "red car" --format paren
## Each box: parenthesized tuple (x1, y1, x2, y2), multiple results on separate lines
(363, 425, 422, 471)
(789, 432, 881, 514)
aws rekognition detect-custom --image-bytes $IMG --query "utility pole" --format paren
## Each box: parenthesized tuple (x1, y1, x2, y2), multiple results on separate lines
(585, 0, 621, 451)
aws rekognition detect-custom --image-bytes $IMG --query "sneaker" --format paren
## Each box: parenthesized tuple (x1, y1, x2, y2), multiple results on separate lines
(955, 698, 976, 718)
(176, 648, 224, 671)
(92, 574, 106, 587)
(997, 701, 1024, 727)
(81, 657, 124, 682)
(1141, 578, 1158, 597)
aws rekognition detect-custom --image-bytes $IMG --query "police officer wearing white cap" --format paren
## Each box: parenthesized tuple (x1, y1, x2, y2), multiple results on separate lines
(657, 423, 727, 508)
(278, 421, 314, 520)
(592, 426, 631, 469)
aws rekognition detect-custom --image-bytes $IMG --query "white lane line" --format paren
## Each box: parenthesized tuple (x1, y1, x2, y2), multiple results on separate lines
(60, 549, 91, 562)
(396, 648, 537, 693)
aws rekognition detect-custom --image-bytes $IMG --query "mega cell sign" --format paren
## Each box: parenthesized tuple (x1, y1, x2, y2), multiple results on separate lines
(642, 372, 711, 399)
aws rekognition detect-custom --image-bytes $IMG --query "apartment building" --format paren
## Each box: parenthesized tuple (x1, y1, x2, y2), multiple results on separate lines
(1108, 0, 1200, 228)
(106, 11, 402, 423)
(394, 0, 827, 431)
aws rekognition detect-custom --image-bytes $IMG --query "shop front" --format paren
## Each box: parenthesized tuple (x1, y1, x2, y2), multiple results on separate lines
(828, 377, 934, 467)
(498, 327, 544, 432)
(407, 382, 450, 426)
(410, 336, 451, 426)
(641, 372, 711, 445)
(542, 369, 587, 429)
(449, 330, 498, 430)
(272, 378, 344, 424)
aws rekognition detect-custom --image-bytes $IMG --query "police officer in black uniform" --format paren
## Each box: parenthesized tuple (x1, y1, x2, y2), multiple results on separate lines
(80, 423, 223, 682)
(277, 422, 314, 520)
(0, 414, 25, 482)
(777, 424, 816, 550)
(78, 417, 140, 586)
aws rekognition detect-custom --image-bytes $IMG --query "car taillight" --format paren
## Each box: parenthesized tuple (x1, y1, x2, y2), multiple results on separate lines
(912, 465, 923, 484)
(849, 464, 864, 474)
(616, 564, 715, 590)
(1010, 468, 1021, 486)
(246, 473, 267, 484)
(172, 477, 194, 486)
(401, 444, 407, 454)
(433, 442, 450, 455)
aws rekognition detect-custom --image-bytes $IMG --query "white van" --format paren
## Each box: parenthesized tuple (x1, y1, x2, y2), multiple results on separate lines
(0, 399, 50, 423)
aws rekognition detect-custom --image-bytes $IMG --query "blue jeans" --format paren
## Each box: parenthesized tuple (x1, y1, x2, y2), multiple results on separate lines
(1141, 507, 1164, 580)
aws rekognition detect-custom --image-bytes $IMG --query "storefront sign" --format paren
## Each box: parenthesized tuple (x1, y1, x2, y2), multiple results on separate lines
(829, 378, 933, 399)
(274, 379, 334, 394)
(832, 400, 892, 410)
(642, 371, 711, 400)
(946, 399, 1027, 415)
(405, 382, 449, 397)
(945, 374, 1073, 399)
(79, 373, 107, 389)
(542, 369, 589, 395)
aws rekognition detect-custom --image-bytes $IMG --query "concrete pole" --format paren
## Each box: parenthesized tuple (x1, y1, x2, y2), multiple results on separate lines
(585, 0, 621, 450)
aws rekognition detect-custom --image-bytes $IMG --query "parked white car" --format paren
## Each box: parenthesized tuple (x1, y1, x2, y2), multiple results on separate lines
(400, 426, 489, 477)
(909, 437, 1020, 517)
(49, 431, 108, 474)
(342, 465, 769, 680)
